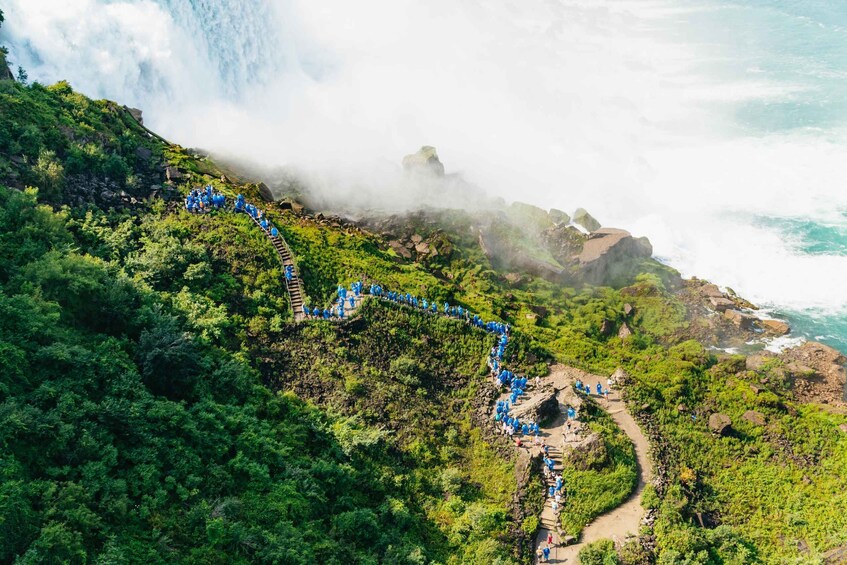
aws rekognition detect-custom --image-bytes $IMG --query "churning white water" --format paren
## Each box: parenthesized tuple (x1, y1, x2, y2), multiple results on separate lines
(3, 0, 847, 347)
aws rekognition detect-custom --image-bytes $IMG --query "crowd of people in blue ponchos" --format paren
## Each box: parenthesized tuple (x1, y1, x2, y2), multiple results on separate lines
(575, 377, 611, 401)
(184, 185, 226, 213)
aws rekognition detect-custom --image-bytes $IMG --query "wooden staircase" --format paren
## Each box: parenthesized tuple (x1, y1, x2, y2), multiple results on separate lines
(241, 211, 308, 322)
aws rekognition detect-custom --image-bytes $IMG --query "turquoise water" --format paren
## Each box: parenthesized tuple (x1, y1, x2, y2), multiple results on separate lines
(684, 0, 847, 353)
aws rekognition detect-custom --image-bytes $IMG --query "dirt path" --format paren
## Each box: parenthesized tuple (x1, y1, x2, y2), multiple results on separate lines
(509, 365, 652, 564)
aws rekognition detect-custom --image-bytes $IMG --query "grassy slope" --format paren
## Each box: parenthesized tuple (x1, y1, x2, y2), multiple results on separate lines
(1, 79, 846, 563)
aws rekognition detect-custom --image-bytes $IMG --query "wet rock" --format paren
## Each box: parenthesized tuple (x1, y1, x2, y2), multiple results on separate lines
(709, 296, 736, 312)
(742, 410, 766, 426)
(573, 208, 601, 232)
(762, 319, 790, 335)
(402, 145, 445, 176)
(699, 283, 724, 298)
(724, 309, 757, 329)
(708, 413, 732, 436)
(549, 208, 570, 225)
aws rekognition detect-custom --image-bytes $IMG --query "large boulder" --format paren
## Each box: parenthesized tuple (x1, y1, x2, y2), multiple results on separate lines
(402, 146, 445, 176)
(708, 413, 732, 436)
(610, 367, 630, 386)
(724, 309, 756, 329)
(564, 432, 607, 470)
(576, 228, 653, 284)
(762, 319, 790, 336)
(510, 389, 559, 423)
(257, 182, 275, 202)
(573, 208, 601, 232)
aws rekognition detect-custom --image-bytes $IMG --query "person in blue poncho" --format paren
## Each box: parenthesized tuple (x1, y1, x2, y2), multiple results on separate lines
(302, 305, 309, 317)
(348, 296, 355, 308)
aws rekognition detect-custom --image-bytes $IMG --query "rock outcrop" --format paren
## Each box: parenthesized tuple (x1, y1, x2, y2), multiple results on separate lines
(509, 389, 559, 424)
(549, 208, 570, 226)
(573, 208, 601, 232)
(402, 146, 445, 176)
(564, 432, 607, 470)
(576, 228, 653, 284)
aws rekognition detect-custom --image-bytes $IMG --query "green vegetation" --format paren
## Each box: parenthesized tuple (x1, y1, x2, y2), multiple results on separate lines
(1, 76, 846, 564)
(559, 400, 638, 537)
(579, 539, 619, 565)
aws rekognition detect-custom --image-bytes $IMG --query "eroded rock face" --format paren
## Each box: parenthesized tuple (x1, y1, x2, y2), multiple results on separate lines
(509, 389, 559, 424)
(402, 146, 445, 176)
(576, 228, 653, 284)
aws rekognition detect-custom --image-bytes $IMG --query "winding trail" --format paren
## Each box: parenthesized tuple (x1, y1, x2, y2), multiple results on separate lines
(201, 197, 652, 563)
(528, 366, 653, 564)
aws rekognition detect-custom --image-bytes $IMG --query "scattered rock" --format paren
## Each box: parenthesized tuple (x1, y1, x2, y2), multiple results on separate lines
(742, 410, 766, 426)
(677, 404, 687, 413)
(762, 319, 790, 335)
(623, 303, 634, 317)
(600, 319, 615, 337)
(573, 208, 601, 232)
(165, 166, 184, 181)
(414, 241, 430, 254)
(699, 283, 724, 298)
(127, 107, 144, 124)
(708, 413, 732, 436)
(724, 309, 757, 329)
(618, 322, 633, 340)
(402, 146, 445, 176)
(135, 146, 153, 161)
(563, 535, 577, 546)
(411, 234, 423, 244)
(822, 543, 847, 564)
(709, 296, 736, 312)
(838, 424, 847, 434)
(389, 240, 412, 260)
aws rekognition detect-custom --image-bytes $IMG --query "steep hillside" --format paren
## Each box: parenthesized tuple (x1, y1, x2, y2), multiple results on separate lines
(1, 76, 847, 565)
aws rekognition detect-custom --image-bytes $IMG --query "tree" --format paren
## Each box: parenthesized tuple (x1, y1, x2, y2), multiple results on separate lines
(17, 66, 27, 85)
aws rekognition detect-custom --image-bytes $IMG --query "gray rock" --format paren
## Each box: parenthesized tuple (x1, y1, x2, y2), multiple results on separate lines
(549, 208, 570, 225)
(742, 410, 766, 426)
(708, 413, 732, 435)
(564, 432, 607, 470)
(573, 208, 601, 232)
(402, 146, 445, 176)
